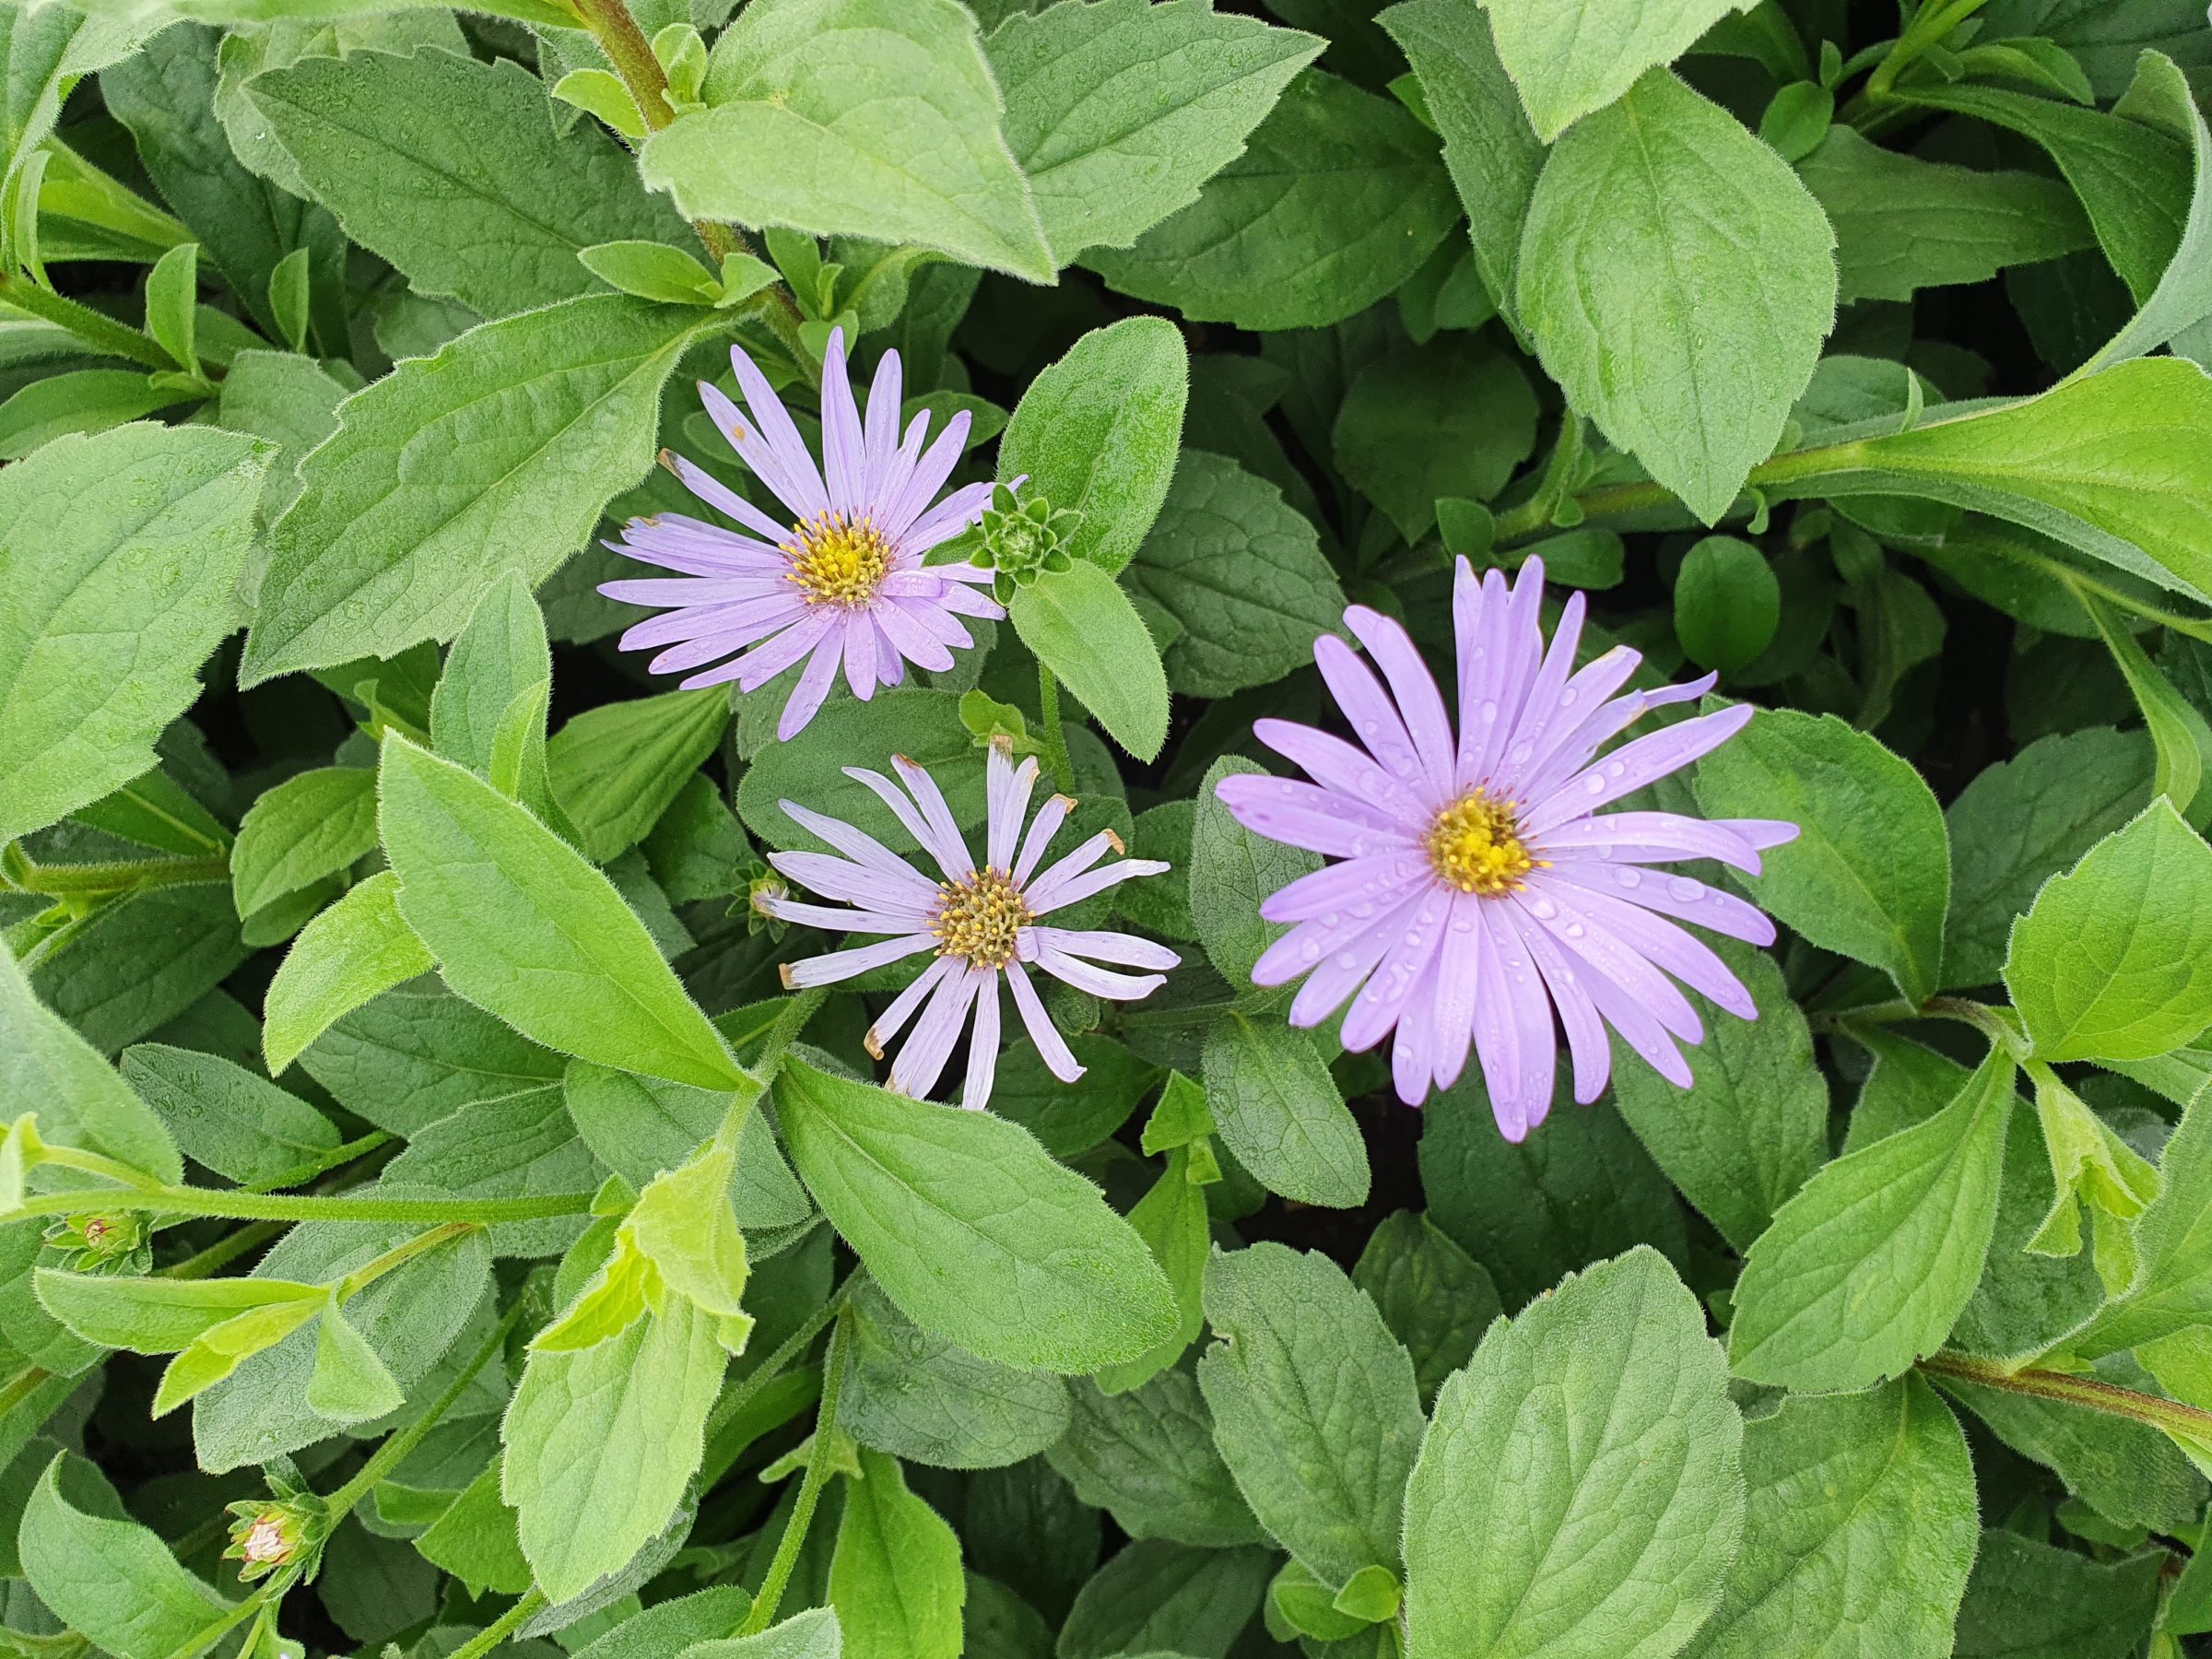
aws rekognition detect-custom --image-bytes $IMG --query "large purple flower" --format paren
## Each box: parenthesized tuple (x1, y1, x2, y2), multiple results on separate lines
(600, 328, 1002, 740)
(1218, 555, 1798, 1139)
(757, 740, 1177, 1111)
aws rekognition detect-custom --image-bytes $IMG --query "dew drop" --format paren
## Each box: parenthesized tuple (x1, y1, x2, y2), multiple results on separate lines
(1668, 877, 1704, 901)
(1584, 775, 1606, 794)
(1606, 760, 1626, 778)
(1528, 897, 1557, 920)
(1618, 868, 1641, 888)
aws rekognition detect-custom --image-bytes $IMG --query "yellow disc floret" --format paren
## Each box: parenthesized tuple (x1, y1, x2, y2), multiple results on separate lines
(1426, 790, 1538, 896)
(932, 867, 1030, 969)
(785, 511, 894, 606)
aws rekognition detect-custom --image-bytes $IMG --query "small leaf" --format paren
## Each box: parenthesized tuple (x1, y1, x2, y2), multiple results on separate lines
(580, 240, 721, 305)
(263, 873, 434, 1075)
(308, 1300, 406, 1422)
(143, 240, 199, 372)
(1674, 536, 1781, 675)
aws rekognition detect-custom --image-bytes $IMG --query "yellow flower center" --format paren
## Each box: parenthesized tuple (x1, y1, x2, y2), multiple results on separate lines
(785, 511, 894, 606)
(1426, 791, 1538, 896)
(932, 867, 1030, 969)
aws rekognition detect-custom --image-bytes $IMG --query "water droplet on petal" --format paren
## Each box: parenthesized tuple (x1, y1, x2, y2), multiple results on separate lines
(1528, 898, 1557, 919)
(1618, 868, 1642, 888)
(1668, 877, 1704, 901)
(1584, 775, 1606, 794)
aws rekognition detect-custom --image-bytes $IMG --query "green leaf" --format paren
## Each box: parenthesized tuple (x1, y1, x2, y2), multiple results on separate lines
(549, 688, 731, 864)
(309, 1299, 406, 1421)
(1609, 938, 1826, 1253)
(2062, 1085, 2212, 1360)
(1202, 1011, 1369, 1209)
(2005, 801, 2212, 1064)
(381, 1083, 602, 1259)
(416, 1462, 534, 1598)
(1673, 536, 1781, 675)
(246, 47, 691, 316)
(1379, 0, 1543, 329)
(431, 570, 553, 781)
(32, 1271, 320, 1354)
(1402, 1247, 1745, 1659)
(1124, 450, 1347, 700)
(231, 766, 377, 917)
(1517, 69, 1835, 524)
(579, 240, 722, 306)
(1085, 68, 1458, 331)
(0, 370, 200, 462)
(1477, 0, 1754, 141)
(679, 1608, 844, 1658)
(1941, 727, 2154, 990)
(377, 735, 749, 1090)
(1057, 1539, 1274, 1659)
(1684, 1377, 1977, 1659)
(1729, 1047, 2016, 1392)
(2082, 589, 2212, 827)
(297, 976, 564, 1136)
(736, 688, 977, 853)
(1008, 560, 1171, 761)
(1190, 756, 1320, 987)
(28, 882, 251, 1055)
(565, 1060, 808, 1230)
(1898, 80, 2188, 303)
(1351, 1209, 1500, 1405)
(986, 0, 1322, 264)
(0, 423, 265, 844)
(217, 347, 347, 520)
(118, 1043, 339, 1187)
(242, 295, 723, 684)
(2085, 52, 2212, 370)
(1951, 1530, 2159, 1659)
(829, 1446, 965, 1659)
(142, 240, 197, 371)
(1333, 336, 1536, 538)
(842, 1279, 1071, 1469)
(991, 1030, 1158, 1158)
(0, 937, 181, 1182)
(772, 1056, 1177, 1372)
(1093, 1135, 1211, 1394)
(1795, 124, 2093, 304)
(1692, 707, 1950, 1005)
(1197, 1242, 1424, 1586)
(502, 1293, 726, 1602)
(21, 1453, 234, 1659)
(646, 0, 1053, 283)
(0, 2, 159, 200)
(629, 1140, 751, 1321)
(997, 316, 1188, 575)
(263, 872, 433, 1075)
(1047, 1371, 1265, 1547)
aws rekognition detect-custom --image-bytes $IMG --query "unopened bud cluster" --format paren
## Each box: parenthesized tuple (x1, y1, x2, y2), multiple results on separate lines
(969, 484, 1082, 604)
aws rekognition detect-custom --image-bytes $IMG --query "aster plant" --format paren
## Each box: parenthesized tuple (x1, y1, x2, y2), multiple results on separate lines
(1218, 556, 1797, 1137)
(8, 0, 2212, 1653)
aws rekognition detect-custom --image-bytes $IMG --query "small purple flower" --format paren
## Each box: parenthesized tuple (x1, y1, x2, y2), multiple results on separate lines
(758, 740, 1178, 1111)
(600, 328, 1004, 740)
(1217, 556, 1798, 1140)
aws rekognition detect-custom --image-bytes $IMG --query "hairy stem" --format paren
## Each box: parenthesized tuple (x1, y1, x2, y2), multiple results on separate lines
(736, 1305, 855, 1636)
(5, 1182, 591, 1228)
(0, 272, 172, 371)
(1038, 664, 1078, 794)
(446, 1590, 548, 1659)
(1920, 1350, 2212, 1443)
(705, 1270, 859, 1445)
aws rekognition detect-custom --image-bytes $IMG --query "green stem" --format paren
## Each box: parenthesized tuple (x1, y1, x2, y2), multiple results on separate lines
(1863, 0, 1989, 101)
(446, 1590, 548, 1659)
(323, 1292, 532, 1521)
(336, 1221, 474, 1302)
(0, 1365, 52, 1418)
(705, 1271, 858, 1444)
(1920, 1350, 2212, 1442)
(1811, 994, 2021, 1049)
(5, 1182, 591, 1228)
(1037, 665, 1077, 795)
(157, 1221, 284, 1281)
(0, 271, 171, 371)
(736, 1305, 855, 1636)
(0, 849, 229, 900)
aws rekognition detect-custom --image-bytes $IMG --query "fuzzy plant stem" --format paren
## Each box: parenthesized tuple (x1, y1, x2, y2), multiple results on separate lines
(736, 1305, 857, 1636)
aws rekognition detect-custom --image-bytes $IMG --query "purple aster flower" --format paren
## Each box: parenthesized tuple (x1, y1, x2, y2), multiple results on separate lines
(757, 739, 1178, 1111)
(1216, 555, 1798, 1140)
(600, 327, 1004, 740)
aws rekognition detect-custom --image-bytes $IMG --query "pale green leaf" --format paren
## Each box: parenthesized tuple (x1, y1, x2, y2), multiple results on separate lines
(986, 0, 1322, 263)
(1692, 708, 1950, 1005)
(242, 296, 722, 683)
(1477, 0, 1754, 142)
(1403, 1247, 1745, 1659)
(20, 1453, 233, 1659)
(0, 937, 182, 1182)
(1085, 68, 1458, 332)
(118, 1042, 339, 1188)
(2005, 801, 2212, 1064)
(1729, 1048, 2016, 1393)
(1516, 69, 1836, 524)
(231, 766, 377, 916)
(1685, 1378, 1977, 1659)
(263, 872, 433, 1075)
(773, 1057, 1177, 1372)
(829, 1446, 965, 1659)
(1008, 560, 1171, 761)
(376, 735, 748, 1091)
(646, 0, 1053, 282)
(0, 423, 265, 843)
(548, 688, 729, 865)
